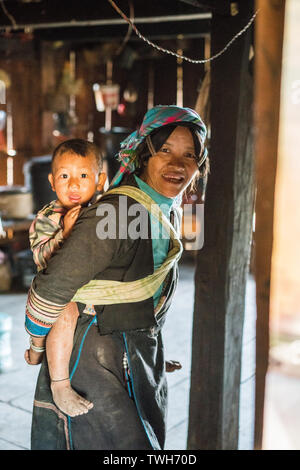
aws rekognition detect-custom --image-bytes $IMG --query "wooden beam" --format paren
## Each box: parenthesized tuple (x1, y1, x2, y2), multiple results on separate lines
(34, 20, 211, 43)
(0, 1, 211, 41)
(0, 0, 210, 29)
(253, 0, 285, 450)
(179, 0, 232, 15)
(187, 0, 255, 450)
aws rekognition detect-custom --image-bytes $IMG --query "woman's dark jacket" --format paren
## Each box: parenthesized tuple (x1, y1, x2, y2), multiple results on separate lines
(29, 174, 181, 450)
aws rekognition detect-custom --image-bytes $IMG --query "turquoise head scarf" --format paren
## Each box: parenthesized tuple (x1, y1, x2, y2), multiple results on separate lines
(109, 105, 207, 188)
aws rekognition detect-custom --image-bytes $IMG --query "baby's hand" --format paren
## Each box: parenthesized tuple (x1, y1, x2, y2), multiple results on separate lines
(24, 348, 44, 365)
(62, 205, 81, 239)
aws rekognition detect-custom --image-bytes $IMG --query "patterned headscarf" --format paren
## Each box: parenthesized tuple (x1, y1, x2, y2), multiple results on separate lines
(109, 105, 207, 188)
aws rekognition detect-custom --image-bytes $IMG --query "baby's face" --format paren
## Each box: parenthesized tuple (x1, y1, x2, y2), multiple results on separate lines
(48, 151, 105, 209)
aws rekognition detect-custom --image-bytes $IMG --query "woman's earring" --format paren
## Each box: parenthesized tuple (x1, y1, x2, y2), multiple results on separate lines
(146, 135, 156, 157)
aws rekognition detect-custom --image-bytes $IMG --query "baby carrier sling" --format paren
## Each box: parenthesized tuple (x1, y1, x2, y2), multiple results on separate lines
(71, 186, 183, 311)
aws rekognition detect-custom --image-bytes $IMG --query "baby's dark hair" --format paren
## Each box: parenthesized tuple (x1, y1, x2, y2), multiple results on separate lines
(51, 139, 103, 172)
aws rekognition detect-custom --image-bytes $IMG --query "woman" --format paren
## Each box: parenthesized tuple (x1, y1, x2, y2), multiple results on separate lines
(25, 105, 208, 450)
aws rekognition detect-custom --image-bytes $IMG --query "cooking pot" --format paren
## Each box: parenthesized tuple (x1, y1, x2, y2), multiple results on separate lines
(0, 186, 33, 219)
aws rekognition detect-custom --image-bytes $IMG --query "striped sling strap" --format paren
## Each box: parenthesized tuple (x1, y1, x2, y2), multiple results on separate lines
(71, 185, 183, 306)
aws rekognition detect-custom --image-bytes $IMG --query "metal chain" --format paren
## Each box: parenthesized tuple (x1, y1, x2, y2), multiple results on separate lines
(108, 0, 258, 64)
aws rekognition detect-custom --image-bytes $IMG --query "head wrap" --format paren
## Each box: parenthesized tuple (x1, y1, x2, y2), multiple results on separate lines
(109, 105, 207, 188)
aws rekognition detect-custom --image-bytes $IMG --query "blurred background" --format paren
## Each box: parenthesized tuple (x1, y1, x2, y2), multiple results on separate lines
(263, 0, 300, 450)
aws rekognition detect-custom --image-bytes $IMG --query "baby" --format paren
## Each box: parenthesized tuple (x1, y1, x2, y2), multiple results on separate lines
(24, 138, 182, 417)
(24, 138, 106, 417)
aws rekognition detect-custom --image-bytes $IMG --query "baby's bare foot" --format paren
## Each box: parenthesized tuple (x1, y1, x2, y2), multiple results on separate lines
(51, 380, 93, 417)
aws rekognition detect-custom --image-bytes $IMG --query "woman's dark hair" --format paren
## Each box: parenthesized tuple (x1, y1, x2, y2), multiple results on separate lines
(51, 139, 103, 172)
(134, 124, 210, 193)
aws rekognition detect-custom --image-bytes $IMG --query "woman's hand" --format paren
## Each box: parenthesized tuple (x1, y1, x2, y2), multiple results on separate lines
(62, 205, 81, 239)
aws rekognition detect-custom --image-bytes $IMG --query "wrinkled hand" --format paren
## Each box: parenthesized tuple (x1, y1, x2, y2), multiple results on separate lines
(62, 205, 81, 239)
(166, 360, 182, 373)
(24, 348, 44, 365)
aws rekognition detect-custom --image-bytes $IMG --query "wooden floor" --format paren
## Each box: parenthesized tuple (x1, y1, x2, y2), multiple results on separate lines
(0, 257, 295, 450)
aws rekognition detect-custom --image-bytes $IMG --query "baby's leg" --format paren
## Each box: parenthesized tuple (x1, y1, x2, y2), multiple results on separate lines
(46, 302, 93, 417)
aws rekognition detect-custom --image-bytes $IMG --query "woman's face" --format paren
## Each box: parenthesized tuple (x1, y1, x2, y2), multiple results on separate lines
(139, 126, 199, 198)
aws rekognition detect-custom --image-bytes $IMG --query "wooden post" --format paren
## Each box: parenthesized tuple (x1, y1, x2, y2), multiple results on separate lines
(253, 0, 285, 450)
(187, 0, 255, 449)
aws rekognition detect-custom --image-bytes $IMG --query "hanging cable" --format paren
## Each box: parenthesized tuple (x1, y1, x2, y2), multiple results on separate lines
(107, 0, 258, 64)
(115, 0, 134, 56)
(0, 0, 17, 29)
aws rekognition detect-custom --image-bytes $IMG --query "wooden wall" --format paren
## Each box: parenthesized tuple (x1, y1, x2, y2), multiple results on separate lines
(0, 35, 205, 187)
(0, 38, 42, 185)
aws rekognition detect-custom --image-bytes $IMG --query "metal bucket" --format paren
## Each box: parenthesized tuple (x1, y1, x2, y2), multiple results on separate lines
(23, 155, 56, 214)
(98, 127, 132, 184)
